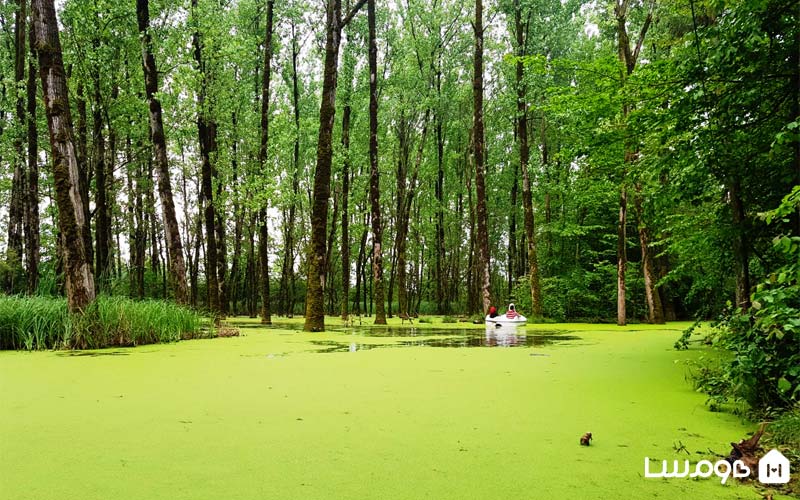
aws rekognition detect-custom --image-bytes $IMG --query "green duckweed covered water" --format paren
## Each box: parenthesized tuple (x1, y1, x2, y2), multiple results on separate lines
(0, 319, 789, 499)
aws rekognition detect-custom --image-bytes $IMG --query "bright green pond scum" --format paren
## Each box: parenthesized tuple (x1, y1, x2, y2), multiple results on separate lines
(0, 318, 790, 499)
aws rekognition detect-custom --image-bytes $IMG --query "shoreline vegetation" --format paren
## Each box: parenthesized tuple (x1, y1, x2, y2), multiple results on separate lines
(0, 295, 211, 350)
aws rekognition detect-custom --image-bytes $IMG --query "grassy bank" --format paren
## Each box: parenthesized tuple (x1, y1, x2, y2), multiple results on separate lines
(1, 320, 794, 499)
(0, 296, 209, 350)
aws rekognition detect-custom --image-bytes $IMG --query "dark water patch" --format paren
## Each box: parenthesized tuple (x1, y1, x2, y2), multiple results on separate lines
(308, 329, 581, 353)
(57, 350, 132, 357)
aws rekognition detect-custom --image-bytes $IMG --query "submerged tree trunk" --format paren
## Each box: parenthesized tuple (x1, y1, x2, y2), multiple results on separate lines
(339, 37, 355, 321)
(229, 112, 242, 314)
(473, 0, 491, 314)
(367, 0, 386, 325)
(32, 0, 96, 312)
(394, 114, 411, 318)
(304, 0, 342, 331)
(434, 108, 446, 314)
(304, 0, 366, 331)
(279, 19, 301, 317)
(397, 115, 428, 317)
(258, 0, 275, 325)
(136, 0, 189, 304)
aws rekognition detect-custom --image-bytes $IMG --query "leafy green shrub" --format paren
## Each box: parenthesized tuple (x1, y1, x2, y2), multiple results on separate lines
(417, 317, 431, 324)
(441, 315, 458, 324)
(690, 188, 800, 411)
(767, 408, 800, 448)
(0, 295, 210, 350)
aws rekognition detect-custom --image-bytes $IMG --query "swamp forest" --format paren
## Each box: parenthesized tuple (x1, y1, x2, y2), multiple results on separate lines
(0, 0, 798, 497)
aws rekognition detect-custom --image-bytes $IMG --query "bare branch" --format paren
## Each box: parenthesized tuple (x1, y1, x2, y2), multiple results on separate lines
(342, 0, 367, 27)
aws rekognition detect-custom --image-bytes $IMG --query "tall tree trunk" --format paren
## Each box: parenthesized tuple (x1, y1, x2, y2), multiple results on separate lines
(614, 0, 653, 326)
(325, 189, 339, 315)
(192, 0, 220, 314)
(340, 105, 352, 320)
(31, 0, 96, 312)
(258, 0, 275, 325)
(136, 0, 189, 303)
(126, 140, 138, 298)
(8, 0, 27, 292)
(304, 0, 367, 331)
(245, 214, 257, 317)
(434, 107, 446, 314)
(729, 178, 751, 310)
(74, 80, 93, 277)
(92, 68, 110, 287)
(657, 255, 677, 320)
(106, 78, 119, 280)
(367, 0, 386, 324)
(215, 176, 228, 315)
(617, 186, 627, 325)
(473, 0, 491, 314)
(229, 112, 242, 314)
(397, 115, 428, 317)
(25, 19, 40, 295)
(514, 0, 542, 317)
(279, 20, 301, 317)
(354, 221, 368, 316)
(634, 186, 664, 323)
(128, 138, 147, 300)
(304, 0, 343, 331)
(340, 36, 355, 321)
(466, 146, 479, 314)
(508, 165, 518, 296)
(394, 113, 411, 317)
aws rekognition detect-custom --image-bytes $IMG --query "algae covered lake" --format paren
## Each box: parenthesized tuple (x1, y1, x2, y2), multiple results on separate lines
(0, 319, 781, 499)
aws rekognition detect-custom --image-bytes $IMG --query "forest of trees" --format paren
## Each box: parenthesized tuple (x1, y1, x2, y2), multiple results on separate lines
(0, 0, 797, 331)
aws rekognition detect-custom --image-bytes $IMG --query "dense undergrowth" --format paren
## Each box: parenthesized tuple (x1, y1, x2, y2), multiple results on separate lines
(676, 190, 800, 496)
(0, 296, 211, 350)
(678, 189, 800, 414)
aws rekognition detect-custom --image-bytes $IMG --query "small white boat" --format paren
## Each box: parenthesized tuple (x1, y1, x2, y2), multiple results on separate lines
(485, 303, 526, 324)
(485, 314, 527, 325)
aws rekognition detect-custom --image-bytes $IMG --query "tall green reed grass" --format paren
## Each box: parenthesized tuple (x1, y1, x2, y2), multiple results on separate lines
(0, 296, 211, 350)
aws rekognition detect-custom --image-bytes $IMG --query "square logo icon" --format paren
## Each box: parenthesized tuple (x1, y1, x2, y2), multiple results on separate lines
(758, 449, 791, 484)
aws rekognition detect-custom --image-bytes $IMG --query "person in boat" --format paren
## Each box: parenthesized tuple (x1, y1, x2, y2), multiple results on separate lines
(488, 306, 499, 318)
(505, 303, 519, 319)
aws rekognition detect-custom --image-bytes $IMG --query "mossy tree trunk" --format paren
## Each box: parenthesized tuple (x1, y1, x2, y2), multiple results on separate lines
(258, 0, 275, 325)
(136, 0, 189, 304)
(339, 33, 355, 321)
(304, 0, 367, 331)
(31, 0, 96, 312)
(192, 0, 221, 315)
(92, 64, 110, 288)
(367, 0, 386, 325)
(7, 0, 27, 292)
(473, 0, 491, 314)
(25, 19, 40, 295)
(514, 0, 542, 317)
